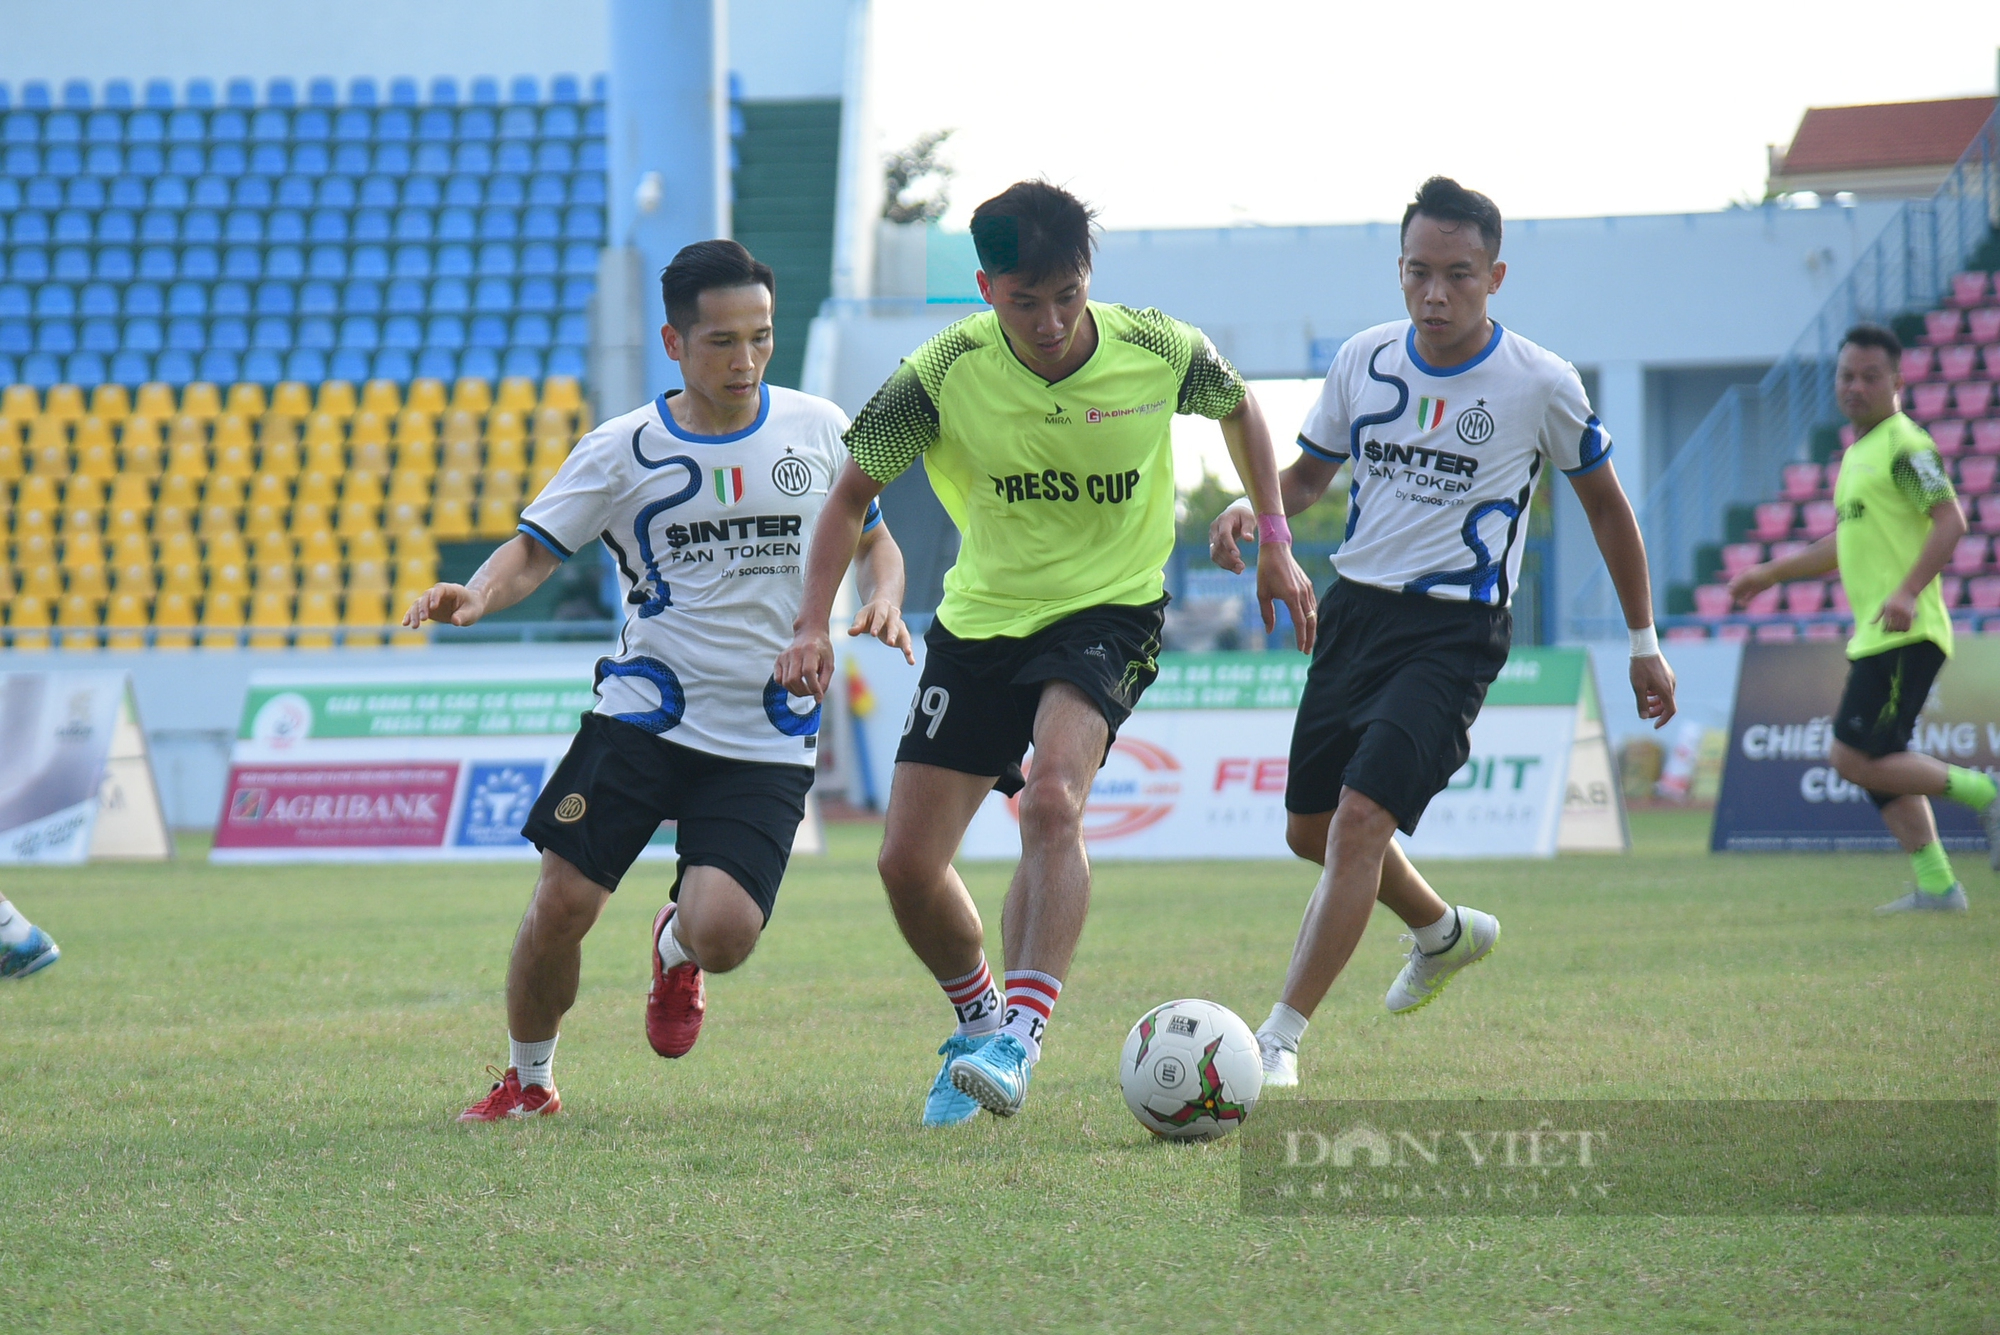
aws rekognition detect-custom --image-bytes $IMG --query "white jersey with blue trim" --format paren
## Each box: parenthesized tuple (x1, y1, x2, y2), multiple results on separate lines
(1297, 320, 1608, 606)
(518, 382, 881, 767)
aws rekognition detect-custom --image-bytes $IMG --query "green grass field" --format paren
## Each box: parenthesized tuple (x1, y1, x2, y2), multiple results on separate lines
(2, 811, 1996, 1333)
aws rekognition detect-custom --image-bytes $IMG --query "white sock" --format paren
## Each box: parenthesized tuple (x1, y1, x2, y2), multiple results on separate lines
(999, 970, 1061, 1064)
(1260, 1002, 1309, 1051)
(657, 913, 693, 971)
(510, 1033, 559, 1089)
(0, 901, 31, 948)
(1411, 907, 1461, 955)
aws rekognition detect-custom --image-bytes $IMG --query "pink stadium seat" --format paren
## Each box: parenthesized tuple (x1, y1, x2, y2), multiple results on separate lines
(1716, 623, 1751, 643)
(1939, 345, 1980, 381)
(1665, 625, 1709, 643)
(1754, 621, 1798, 643)
(1803, 621, 1845, 641)
(1949, 534, 1991, 575)
(1949, 272, 1992, 307)
(1910, 382, 1952, 421)
(1960, 456, 1999, 493)
(1694, 584, 1735, 618)
(1932, 420, 1968, 455)
(1745, 585, 1783, 616)
(1970, 309, 2000, 344)
(1801, 500, 1838, 539)
(1925, 309, 1964, 345)
(1753, 501, 1795, 541)
(1721, 542, 1765, 575)
(1839, 424, 1857, 449)
(1784, 580, 1828, 614)
(1900, 347, 1935, 382)
(1781, 462, 1822, 501)
(1940, 574, 1964, 607)
(1829, 582, 1851, 614)
(1977, 494, 2000, 536)
(1970, 575, 2000, 611)
(1972, 419, 2000, 455)
(1951, 381, 1993, 418)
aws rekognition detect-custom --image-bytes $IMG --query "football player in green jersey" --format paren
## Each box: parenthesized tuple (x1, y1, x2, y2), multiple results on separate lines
(779, 180, 1317, 1122)
(1731, 324, 2000, 908)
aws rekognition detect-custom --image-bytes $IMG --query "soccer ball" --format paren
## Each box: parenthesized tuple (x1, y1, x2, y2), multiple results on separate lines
(1118, 998, 1263, 1141)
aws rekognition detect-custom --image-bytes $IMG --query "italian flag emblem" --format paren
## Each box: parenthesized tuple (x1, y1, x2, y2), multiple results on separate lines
(715, 466, 745, 504)
(1415, 397, 1446, 431)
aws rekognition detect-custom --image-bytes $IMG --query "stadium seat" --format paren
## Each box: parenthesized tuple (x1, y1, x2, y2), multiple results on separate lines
(1952, 381, 1994, 419)
(1961, 456, 1998, 494)
(1970, 308, 2000, 344)
(1751, 501, 1793, 542)
(1939, 345, 1979, 381)
(1780, 462, 1821, 501)
(1948, 272, 1991, 308)
(1932, 420, 1968, 455)
(1970, 576, 2000, 612)
(1782, 580, 1827, 615)
(1924, 309, 1963, 345)
(1948, 535, 1989, 575)
(1909, 382, 1952, 422)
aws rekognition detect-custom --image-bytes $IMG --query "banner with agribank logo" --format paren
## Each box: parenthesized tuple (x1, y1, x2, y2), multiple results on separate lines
(1712, 640, 2000, 853)
(957, 647, 1622, 861)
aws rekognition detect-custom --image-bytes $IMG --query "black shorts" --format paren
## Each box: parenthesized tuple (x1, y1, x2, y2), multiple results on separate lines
(523, 713, 813, 921)
(1834, 640, 1948, 808)
(895, 597, 1167, 796)
(1285, 578, 1512, 834)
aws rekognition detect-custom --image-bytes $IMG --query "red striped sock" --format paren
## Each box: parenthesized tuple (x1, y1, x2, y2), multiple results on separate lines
(938, 957, 1002, 1037)
(1000, 969, 1062, 1063)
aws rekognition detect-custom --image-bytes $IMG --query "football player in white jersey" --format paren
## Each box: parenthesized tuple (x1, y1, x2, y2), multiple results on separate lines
(404, 241, 915, 1122)
(1210, 178, 1678, 1088)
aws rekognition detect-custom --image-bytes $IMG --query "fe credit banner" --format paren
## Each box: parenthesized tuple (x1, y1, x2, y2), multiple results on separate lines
(1712, 639, 2000, 853)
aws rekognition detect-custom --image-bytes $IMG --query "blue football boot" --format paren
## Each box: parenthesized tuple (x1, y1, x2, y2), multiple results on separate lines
(1, 926, 60, 980)
(923, 1033, 990, 1126)
(948, 1032, 1033, 1117)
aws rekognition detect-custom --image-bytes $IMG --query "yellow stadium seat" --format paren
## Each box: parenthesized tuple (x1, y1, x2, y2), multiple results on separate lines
(342, 588, 388, 646)
(483, 467, 523, 503)
(474, 496, 518, 539)
(198, 503, 240, 540)
(211, 424, 255, 478)
(73, 418, 117, 477)
(0, 427, 23, 481)
(272, 381, 314, 418)
(202, 474, 245, 509)
(114, 559, 156, 597)
(4, 385, 42, 419)
(156, 473, 198, 511)
(225, 383, 267, 418)
(62, 526, 105, 561)
(430, 496, 473, 540)
(59, 505, 102, 545)
(199, 590, 245, 648)
(541, 377, 582, 413)
(336, 501, 380, 539)
(105, 590, 148, 648)
(89, 383, 131, 422)
(449, 377, 493, 416)
(159, 555, 203, 597)
(7, 595, 52, 649)
(244, 505, 284, 542)
(44, 384, 86, 424)
(533, 405, 573, 439)
(254, 557, 295, 594)
(301, 557, 342, 594)
(66, 556, 109, 601)
(152, 590, 195, 649)
(293, 589, 336, 647)
(293, 470, 338, 509)
(157, 530, 197, 564)
(57, 591, 102, 647)
(209, 565, 250, 601)
(386, 469, 432, 507)
(393, 527, 438, 561)
(247, 589, 293, 648)
(62, 473, 105, 506)
(351, 441, 392, 478)
(179, 382, 221, 422)
(119, 417, 164, 477)
(258, 436, 302, 480)
(207, 528, 248, 567)
(248, 472, 291, 509)
(441, 438, 481, 473)
(406, 378, 448, 416)
(348, 411, 390, 449)
(347, 529, 389, 564)
(441, 412, 481, 452)
(290, 501, 334, 540)
(133, 382, 175, 419)
(397, 554, 438, 589)
(495, 377, 537, 414)
(486, 437, 528, 472)
(304, 412, 346, 449)
(434, 466, 475, 502)
(349, 556, 389, 594)
(340, 472, 384, 508)
(530, 437, 571, 470)
(392, 407, 436, 446)
(395, 440, 438, 477)
(106, 505, 149, 542)
(20, 561, 62, 598)
(13, 508, 56, 545)
(107, 472, 151, 507)
(315, 380, 357, 419)
(28, 419, 72, 477)
(360, 379, 402, 417)
(303, 443, 345, 480)
(252, 530, 296, 564)
(166, 440, 209, 478)
(488, 408, 527, 443)
(112, 529, 154, 564)
(152, 504, 194, 538)
(381, 502, 424, 541)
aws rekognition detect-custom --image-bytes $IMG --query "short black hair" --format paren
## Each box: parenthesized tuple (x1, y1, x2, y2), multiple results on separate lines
(970, 180, 1097, 285)
(1400, 176, 1503, 259)
(660, 239, 775, 330)
(1841, 322, 1903, 364)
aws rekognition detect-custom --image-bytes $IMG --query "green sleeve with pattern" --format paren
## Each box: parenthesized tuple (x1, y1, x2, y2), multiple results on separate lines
(843, 363, 940, 485)
(1174, 319, 1248, 420)
(1891, 446, 1957, 512)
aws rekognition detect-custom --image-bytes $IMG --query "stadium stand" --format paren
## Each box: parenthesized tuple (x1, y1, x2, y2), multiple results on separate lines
(1675, 239, 2000, 645)
(0, 74, 605, 647)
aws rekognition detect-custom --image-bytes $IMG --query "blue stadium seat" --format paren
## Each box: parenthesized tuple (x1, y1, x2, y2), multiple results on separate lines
(393, 245, 431, 279)
(225, 79, 255, 109)
(109, 177, 146, 208)
(291, 144, 330, 174)
(548, 346, 586, 380)
(417, 108, 453, 143)
(145, 179, 185, 212)
(512, 314, 551, 348)
(66, 351, 106, 384)
(3, 112, 32, 144)
(510, 77, 539, 105)
(307, 210, 346, 245)
(342, 279, 381, 313)
(372, 144, 411, 174)
(416, 347, 457, 381)
(307, 79, 338, 109)
(124, 284, 163, 316)
(299, 281, 337, 314)
(436, 245, 473, 278)
(339, 315, 379, 349)
(316, 175, 357, 208)
(213, 282, 250, 315)
(445, 174, 482, 207)
(469, 78, 500, 108)
(28, 178, 62, 208)
(536, 142, 574, 173)
(500, 106, 536, 138)
(251, 108, 287, 142)
(439, 208, 476, 241)
(386, 278, 426, 312)
(87, 144, 124, 175)
(332, 143, 369, 174)
(561, 243, 593, 276)
(474, 278, 512, 311)
(150, 348, 191, 385)
(98, 210, 137, 243)
(521, 243, 559, 277)
(379, 109, 413, 141)
(185, 80, 215, 109)
(13, 249, 48, 281)
(294, 108, 331, 142)
(266, 247, 304, 280)
(297, 316, 336, 348)
(354, 208, 392, 242)
(425, 315, 466, 348)
(144, 80, 174, 110)
(395, 208, 433, 241)
(354, 245, 394, 279)
(268, 210, 306, 243)
(136, 248, 173, 281)
(105, 81, 134, 110)
(193, 175, 230, 207)
(389, 79, 419, 108)
(384, 315, 422, 349)
(167, 281, 205, 315)
(12, 211, 50, 243)
(482, 207, 520, 240)
(348, 79, 378, 109)
(555, 314, 587, 347)
(371, 349, 411, 381)
(184, 210, 222, 244)
(414, 142, 452, 174)
(5, 146, 39, 175)
(404, 175, 441, 207)
(454, 142, 492, 173)
(0, 181, 17, 210)
(0, 283, 30, 317)
(541, 106, 579, 138)
(518, 278, 556, 311)
(37, 319, 76, 353)
(211, 109, 248, 141)
(496, 140, 533, 173)
(429, 277, 470, 312)
(54, 248, 90, 282)
(521, 207, 558, 240)
(87, 111, 121, 143)
(166, 145, 203, 174)
(285, 348, 326, 381)
(54, 209, 90, 242)
(62, 80, 91, 109)
(267, 79, 297, 109)
(277, 175, 313, 207)
(127, 111, 163, 143)
(256, 281, 294, 314)
(182, 248, 220, 281)
(111, 350, 150, 384)
(209, 144, 248, 174)
(458, 108, 496, 141)
(253, 317, 290, 348)
(124, 317, 164, 351)
(502, 347, 542, 379)
(478, 242, 516, 276)
(429, 78, 458, 107)
(45, 112, 82, 144)
(168, 109, 203, 143)
(167, 316, 203, 349)
(307, 246, 346, 279)
(199, 349, 238, 383)
(551, 75, 581, 105)
(224, 247, 261, 281)
(82, 318, 117, 352)
(0, 319, 27, 353)
(456, 346, 498, 382)
(234, 176, 274, 207)
(81, 283, 117, 315)
(242, 348, 282, 384)
(211, 316, 249, 351)
(0, 355, 17, 388)
(330, 349, 369, 381)
(487, 174, 525, 207)
(577, 141, 605, 172)
(225, 210, 263, 243)
(468, 315, 506, 348)
(359, 175, 396, 207)
(528, 174, 567, 206)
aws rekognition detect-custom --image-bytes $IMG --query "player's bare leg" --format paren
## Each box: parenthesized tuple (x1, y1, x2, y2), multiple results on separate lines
(1284, 810, 1451, 929)
(647, 866, 766, 1060)
(1276, 788, 1400, 1019)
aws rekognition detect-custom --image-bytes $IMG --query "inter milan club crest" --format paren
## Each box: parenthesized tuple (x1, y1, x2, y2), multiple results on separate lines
(1455, 399, 1496, 445)
(1415, 396, 1446, 431)
(771, 456, 811, 496)
(714, 466, 745, 504)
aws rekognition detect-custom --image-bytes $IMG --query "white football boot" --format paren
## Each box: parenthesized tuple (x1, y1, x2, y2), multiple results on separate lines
(1256, 1032, 1300, 1089)
(1385, 907, 1500, 1014)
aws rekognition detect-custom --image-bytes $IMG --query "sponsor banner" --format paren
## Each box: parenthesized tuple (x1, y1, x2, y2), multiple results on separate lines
(241, 681, 597, 743)
(0, 670, 131, 865)
(215, 764, 459, 852)
(455, 762, 547, 848)
(1713, 639, 2000, 852)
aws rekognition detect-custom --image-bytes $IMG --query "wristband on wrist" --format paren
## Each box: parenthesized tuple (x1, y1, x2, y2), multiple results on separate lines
(1257, 513, 1292, 546)
(1629, 624, 1660, 658)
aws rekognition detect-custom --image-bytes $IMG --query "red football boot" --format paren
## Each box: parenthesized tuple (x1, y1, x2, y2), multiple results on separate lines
(458, 1066, 561, 1122)
(646, 902, 706, 1058)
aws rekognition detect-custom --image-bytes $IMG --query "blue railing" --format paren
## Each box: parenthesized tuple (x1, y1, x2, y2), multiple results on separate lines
(1567, 103, 2000, 639)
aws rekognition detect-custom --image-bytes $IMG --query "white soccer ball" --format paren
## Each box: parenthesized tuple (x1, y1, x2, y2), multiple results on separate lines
(1118, 998, 1263, 1141)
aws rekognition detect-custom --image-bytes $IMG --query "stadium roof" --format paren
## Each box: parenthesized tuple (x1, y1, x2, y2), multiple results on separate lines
(1777, 95, 1994, 175)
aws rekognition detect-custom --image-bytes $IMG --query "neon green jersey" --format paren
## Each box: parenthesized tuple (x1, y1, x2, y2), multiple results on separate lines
(1833, 412, 1956, 659)
(844, 302, 1247, 639)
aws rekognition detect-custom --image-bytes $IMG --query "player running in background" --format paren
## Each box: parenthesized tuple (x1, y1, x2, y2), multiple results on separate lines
(779, 180, 1318, 1123)
(1730, 324, 2000, 909)
(0, 895, 58, 979)
(406, 241, 914, 1122)
(1211, 177, 1678, 1088)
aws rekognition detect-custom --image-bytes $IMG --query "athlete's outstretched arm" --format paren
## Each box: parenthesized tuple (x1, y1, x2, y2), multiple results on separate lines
(1217, 393, 1319, 652)
(777, 460, 886, 700)
(403, 532, 562, 628)
(1726, 533, 1839, 607)
(1569, 461, 1678, 729)
(1208, 452, 1344, 572)
(1876, 498, 1966, 634)
(852, 518, 916, 664)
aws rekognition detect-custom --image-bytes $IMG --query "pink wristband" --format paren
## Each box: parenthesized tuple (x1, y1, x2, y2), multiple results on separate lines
(1257, 513, 1292, 545)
